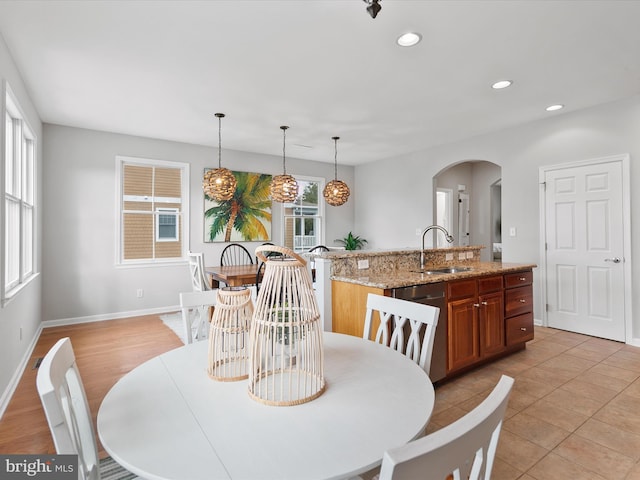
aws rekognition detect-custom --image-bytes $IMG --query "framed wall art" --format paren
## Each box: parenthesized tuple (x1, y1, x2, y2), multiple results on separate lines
(204, 170, 272, 243)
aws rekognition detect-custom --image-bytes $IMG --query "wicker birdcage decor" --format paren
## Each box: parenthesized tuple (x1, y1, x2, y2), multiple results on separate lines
(208, 286, 254, 381)
(248, 245, 325, 406)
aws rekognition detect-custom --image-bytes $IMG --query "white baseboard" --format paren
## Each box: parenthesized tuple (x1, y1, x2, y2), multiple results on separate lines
(1, 306, 180, 420)
(43, 305, 180, 328)
(0, 323, 43, 420)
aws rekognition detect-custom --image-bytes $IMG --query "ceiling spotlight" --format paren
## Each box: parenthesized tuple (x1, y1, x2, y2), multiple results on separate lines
(492, 80, 512, 89)
(397, 32, 422, 47)
(363, 0, 381, 19)
(546, 104, 564, 112)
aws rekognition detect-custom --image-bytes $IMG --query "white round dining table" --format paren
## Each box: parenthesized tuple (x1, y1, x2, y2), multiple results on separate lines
(97, 332, 435, 480)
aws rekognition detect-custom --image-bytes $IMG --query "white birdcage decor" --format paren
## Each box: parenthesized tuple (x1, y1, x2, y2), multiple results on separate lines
(248, 245, 325, 406)
(208, 286, 254, 381)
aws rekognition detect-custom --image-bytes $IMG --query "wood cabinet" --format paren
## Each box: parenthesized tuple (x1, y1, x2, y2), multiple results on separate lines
(505, 270, 534, 345)
(446, 276, 505, 374)
(331, 267, 534, 381)
(331, 281, 388, 338)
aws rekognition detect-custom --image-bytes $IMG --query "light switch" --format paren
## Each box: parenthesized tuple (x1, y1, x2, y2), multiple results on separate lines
(509, 227, 517, 237)
(357, 259, 369, 269)
(445, 253, 454, 261)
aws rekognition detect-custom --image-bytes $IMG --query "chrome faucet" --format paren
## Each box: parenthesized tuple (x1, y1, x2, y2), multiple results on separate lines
(421, 225, 455, 269)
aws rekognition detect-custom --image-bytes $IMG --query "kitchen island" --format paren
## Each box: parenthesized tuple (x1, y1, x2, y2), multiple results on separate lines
(316, 246, 536, 383)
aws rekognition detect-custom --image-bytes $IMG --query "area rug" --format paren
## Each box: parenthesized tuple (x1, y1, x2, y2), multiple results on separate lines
(99, 457, 139, 480)
(159, 311, 186, 344)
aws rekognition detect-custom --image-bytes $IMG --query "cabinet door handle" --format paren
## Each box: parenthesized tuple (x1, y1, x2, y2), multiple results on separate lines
(481, 301, 488, 306)
(519, 299, 526, 303)
(473, 303, 480, 308)
(519, 277, 526, 281)
(520, 327, 527, 331)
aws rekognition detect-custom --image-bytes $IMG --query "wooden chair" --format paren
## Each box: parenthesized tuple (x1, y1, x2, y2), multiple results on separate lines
(377, 375, 514, 480)
(188, 251, 210, 291)
(363, 293, 439, 375)
(179, 290, 218, 344)
(36, 337, 138, 480)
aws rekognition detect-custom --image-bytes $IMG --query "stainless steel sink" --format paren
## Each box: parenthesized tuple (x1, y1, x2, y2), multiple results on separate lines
(411, 266, 474, 275)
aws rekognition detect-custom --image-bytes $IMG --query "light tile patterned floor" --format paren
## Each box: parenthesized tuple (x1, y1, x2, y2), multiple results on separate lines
(428, 326, 640, 479)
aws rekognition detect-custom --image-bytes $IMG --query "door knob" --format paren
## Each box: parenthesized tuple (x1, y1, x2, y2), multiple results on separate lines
(604, 258, 621, 263)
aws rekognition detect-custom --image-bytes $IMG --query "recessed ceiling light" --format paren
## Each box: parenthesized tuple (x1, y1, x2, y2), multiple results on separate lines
(546, 104, 564, 112)
(491, 80, 512, 89)
(397, 32, 422, 47)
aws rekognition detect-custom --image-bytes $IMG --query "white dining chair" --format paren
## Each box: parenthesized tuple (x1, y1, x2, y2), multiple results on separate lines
(36, 337, 139, 480)
(377, 375, 514, 480)
(188, 251, 211, 292)
(179, 289, 218, 344)
(363, 293, 440, 375)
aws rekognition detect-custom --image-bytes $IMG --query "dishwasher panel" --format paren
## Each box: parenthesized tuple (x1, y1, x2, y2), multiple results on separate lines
(393, 283, 447, 382)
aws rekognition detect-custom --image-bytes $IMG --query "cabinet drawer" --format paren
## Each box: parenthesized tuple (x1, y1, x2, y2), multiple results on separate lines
(505, 286, 533, 317)
(506, 312, 534, 345)
(447, 279, 477, 300)
(505, 270, 533, 289)
(478, 275, 503, 294)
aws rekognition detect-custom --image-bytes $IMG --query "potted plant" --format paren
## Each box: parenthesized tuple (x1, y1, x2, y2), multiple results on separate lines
(335, 232, 368, 250)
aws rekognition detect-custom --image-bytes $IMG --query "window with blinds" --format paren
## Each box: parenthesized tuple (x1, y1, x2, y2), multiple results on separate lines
(3, 82, 36, 301)
(117, 156, 189, 264)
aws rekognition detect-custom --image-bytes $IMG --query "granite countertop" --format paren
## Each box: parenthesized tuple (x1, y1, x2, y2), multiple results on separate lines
(331, 261, 537, 290)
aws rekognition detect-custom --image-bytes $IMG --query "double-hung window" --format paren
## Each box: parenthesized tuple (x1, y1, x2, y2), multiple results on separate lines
(282, 176, 324, 253)
(3, 82, 36, 302)
(116, 156, 189, 265)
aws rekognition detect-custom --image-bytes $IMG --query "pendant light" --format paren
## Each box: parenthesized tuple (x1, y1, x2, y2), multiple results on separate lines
(270, 126, 299, 203)
(203, 113, 237, 201)
(323, 136, 350, 206)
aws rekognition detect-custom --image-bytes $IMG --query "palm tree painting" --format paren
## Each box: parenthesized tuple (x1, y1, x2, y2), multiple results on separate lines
(204, 170, 272, 242)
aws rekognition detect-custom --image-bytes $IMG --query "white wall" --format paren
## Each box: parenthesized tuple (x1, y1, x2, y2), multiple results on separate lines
(355, 95, 640, 339)
(0, 34, 43, 410)
(42, 124, 355, 322)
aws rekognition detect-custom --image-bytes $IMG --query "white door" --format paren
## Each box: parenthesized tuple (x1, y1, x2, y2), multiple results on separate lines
(544, 159, 626, 341)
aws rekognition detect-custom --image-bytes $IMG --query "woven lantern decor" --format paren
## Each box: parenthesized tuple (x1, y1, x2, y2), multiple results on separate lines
(270, 126, 299, 203)
(203, 113, 237, 202)
(248, 245, 325, 406)
(208, 286, 254, 381)
(323, 136, 350, 206)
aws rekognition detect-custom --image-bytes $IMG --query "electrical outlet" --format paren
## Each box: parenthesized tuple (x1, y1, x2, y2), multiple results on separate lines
(415, 228, 421, 236)
(357, 259, 369, 269)
(466, 251, 474, 259)
(509, 227, 517, 237)
(137, 289, 144, 298)
(458, 253, 466, 260)
(445, 253, 454, 261)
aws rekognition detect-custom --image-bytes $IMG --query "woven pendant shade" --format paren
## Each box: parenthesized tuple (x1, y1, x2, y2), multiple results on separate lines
(270, 174, 299, 203)
(270, 126, 299, 203)
(248, 245, 325, 406)
(203, 167, 237, 201)
(323, 179, 350, 206)
(208, 286, 254, 381)
(203, 113, 237, 202)
(322, 136, 350, 206)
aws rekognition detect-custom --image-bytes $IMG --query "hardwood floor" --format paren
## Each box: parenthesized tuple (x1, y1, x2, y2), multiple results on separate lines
(0, 314, 182, 457)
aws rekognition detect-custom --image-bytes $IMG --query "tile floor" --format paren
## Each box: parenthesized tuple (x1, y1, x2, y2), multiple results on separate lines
(428, 326, 640, 480)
